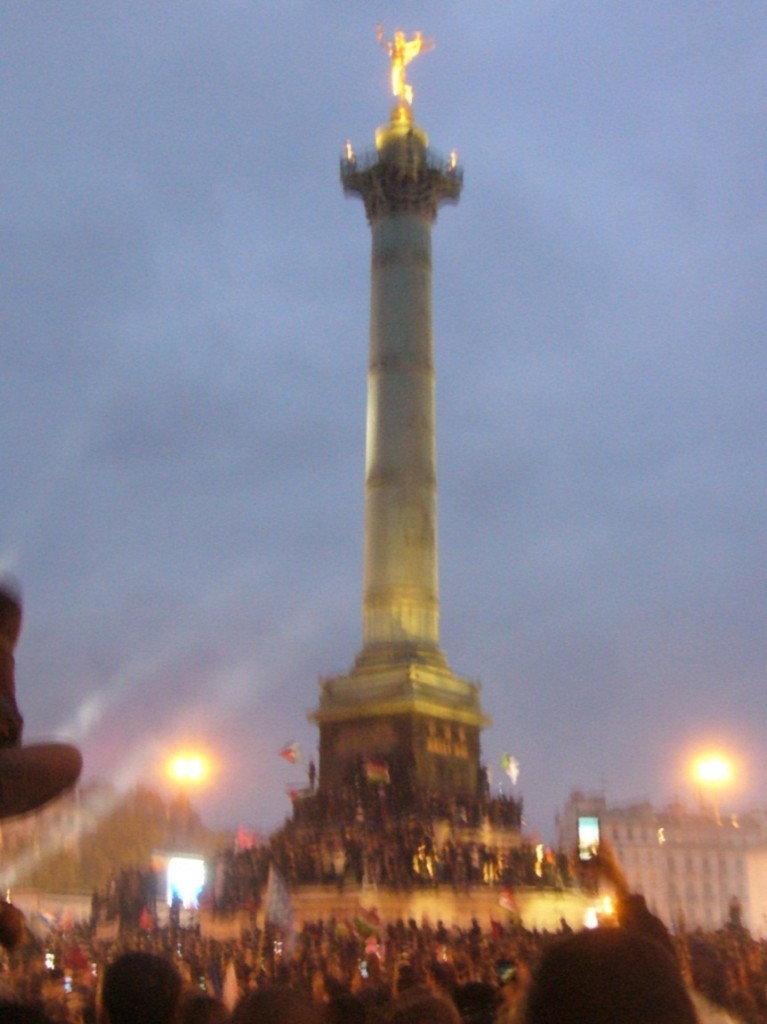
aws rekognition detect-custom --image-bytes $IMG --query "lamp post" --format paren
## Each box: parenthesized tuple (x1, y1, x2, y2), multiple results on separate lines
(167, 752, 210, 844)
(693, 753, 733, 825)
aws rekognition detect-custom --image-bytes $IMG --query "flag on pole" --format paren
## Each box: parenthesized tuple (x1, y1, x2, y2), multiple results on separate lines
(501, 753, 520, 785)
(236, 826, 256, 851)
(264, 864, 296, 957)
(499, 886, 521, 922)
(279, 741, 301, 764)
(353, 904, 381, 937)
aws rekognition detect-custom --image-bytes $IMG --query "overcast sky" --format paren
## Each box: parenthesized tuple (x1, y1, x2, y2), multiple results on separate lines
(2, 2, 765, 840)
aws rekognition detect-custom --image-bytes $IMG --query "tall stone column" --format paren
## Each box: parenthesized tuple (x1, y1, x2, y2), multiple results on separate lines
(310, 68, 488, 807)
(343, 115, 460, 663)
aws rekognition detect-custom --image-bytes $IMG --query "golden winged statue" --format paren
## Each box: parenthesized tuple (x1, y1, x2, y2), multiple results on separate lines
(377, 25, 435, 108)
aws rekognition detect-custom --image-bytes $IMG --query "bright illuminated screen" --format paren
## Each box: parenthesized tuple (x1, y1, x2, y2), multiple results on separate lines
(166, 855, 206, 909)
(577, 816, 600, 860)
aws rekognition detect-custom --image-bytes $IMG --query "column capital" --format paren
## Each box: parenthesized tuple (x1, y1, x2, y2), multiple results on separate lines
(341, 123, 462, 222)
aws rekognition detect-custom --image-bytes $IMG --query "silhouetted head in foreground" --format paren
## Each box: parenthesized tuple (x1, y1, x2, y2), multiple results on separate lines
(388, 988, 461, 1024)
(179, 991, 230, 1024)
(0, 1001, 55, 1023)
(101, 951, 182, 1024)
(523, 927, 697, 1024)
(230, 986, 321, 1024)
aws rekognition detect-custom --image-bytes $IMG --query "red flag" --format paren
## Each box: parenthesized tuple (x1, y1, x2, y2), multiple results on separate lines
(354, 905, 381, 936)
(63, 944, 90, 971)
(279, 741, 301, 764)
(236, 826, 256, 851)
(499, 887, 520, 916)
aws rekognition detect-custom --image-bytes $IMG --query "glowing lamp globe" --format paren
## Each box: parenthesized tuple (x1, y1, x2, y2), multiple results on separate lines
(168, 754, 209, 785)
(694, 754, 733, 788)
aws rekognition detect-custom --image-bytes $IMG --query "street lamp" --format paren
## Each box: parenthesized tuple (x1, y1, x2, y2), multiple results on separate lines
(693, 752, 733, 824)
(168, 754, 210, 786)
(167, 752, 211, 843)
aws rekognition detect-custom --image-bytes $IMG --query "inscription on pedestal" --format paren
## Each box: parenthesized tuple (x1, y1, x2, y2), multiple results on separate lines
(425, 720, 469, 759)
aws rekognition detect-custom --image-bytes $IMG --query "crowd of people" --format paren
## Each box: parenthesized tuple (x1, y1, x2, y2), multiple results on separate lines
(0, 896, 761, 1021)
(290, 769, 522, 835)
(0, 580, 763, 1021)
(91, 865, 160, 932)
(212, 832, 567, 912)
(210, 801, 566, 915)
(62, 794, 767, 1024)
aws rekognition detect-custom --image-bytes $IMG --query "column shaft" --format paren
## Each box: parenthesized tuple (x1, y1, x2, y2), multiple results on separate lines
(363, 212, 439, 648)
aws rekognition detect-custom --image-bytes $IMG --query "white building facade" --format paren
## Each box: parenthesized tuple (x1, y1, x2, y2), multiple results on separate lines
(559, 791, 767, 938)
